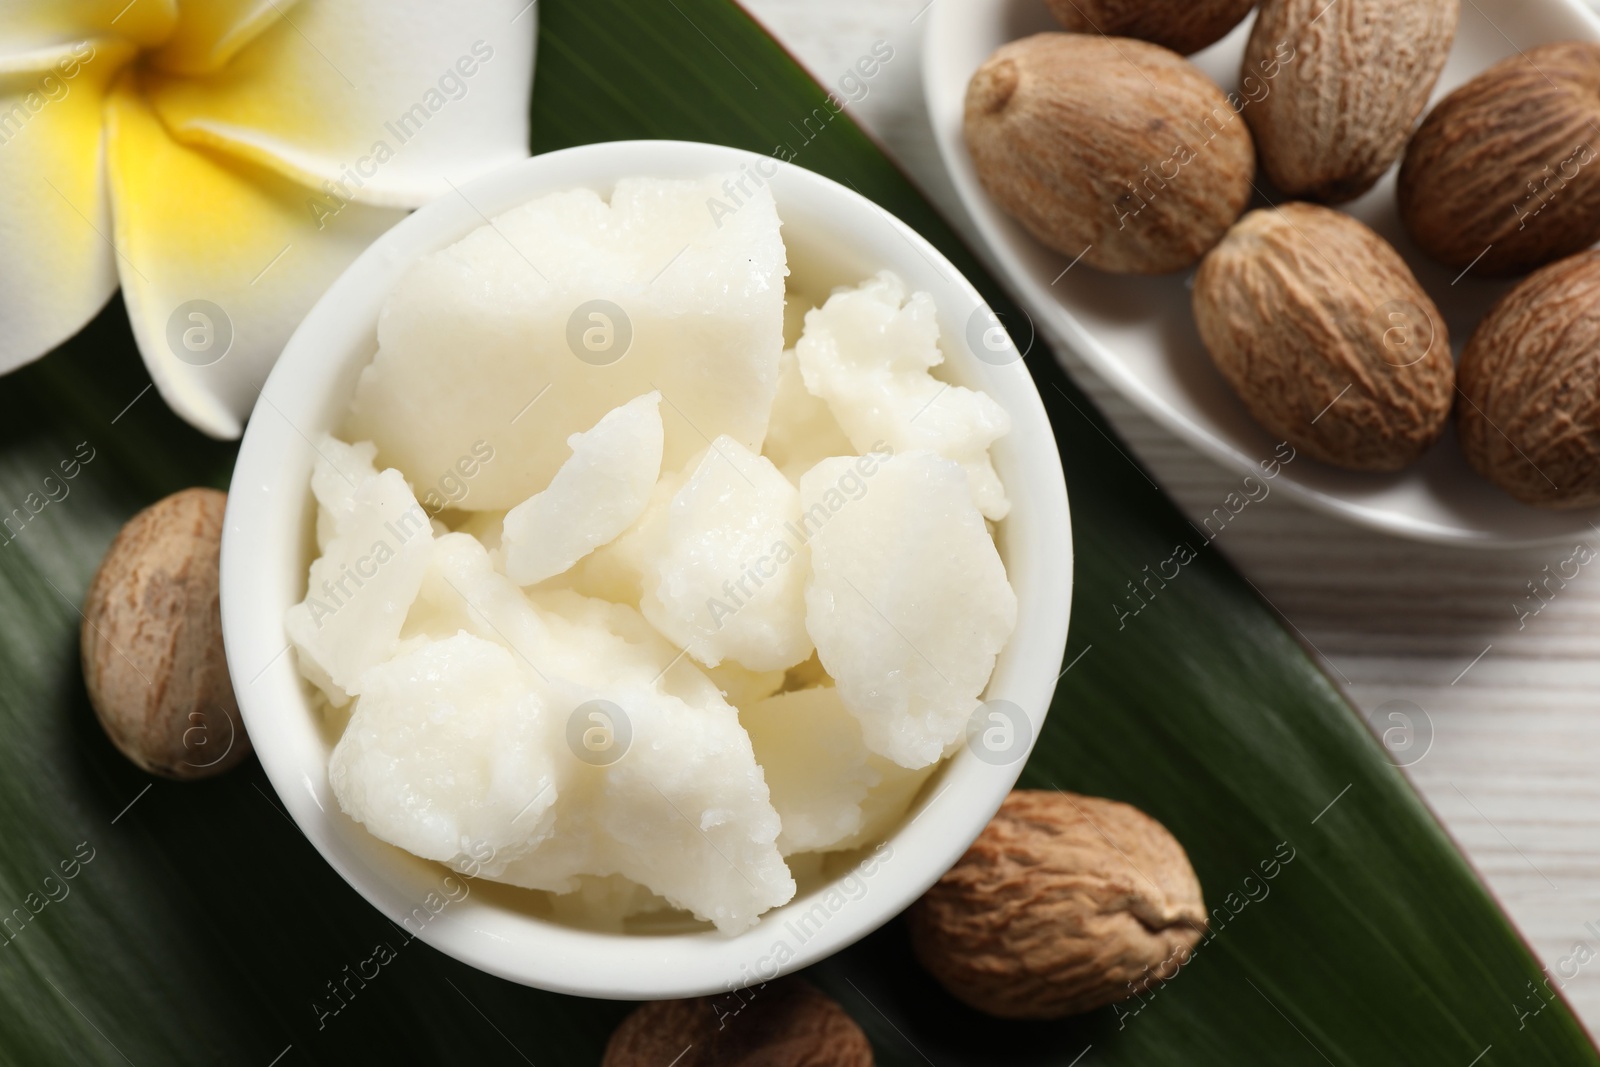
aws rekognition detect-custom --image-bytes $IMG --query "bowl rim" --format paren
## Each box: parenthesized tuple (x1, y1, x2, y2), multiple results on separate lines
(220, 138, 1073, 999)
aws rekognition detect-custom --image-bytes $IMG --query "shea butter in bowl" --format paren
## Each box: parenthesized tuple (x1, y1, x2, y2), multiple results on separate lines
(220, 140, 1071, 999)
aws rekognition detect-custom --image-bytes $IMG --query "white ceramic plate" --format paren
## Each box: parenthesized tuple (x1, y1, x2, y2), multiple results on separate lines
(925, 0, 1600, 546)
(220, 141, 1072, 999)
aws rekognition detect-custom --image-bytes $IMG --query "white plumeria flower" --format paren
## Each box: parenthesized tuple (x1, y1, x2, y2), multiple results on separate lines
(0, 0, 536, 437)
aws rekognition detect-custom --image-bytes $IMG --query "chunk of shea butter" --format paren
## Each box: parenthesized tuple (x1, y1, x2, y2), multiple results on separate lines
(329, 633, 559, 878)
(400, 535, 793, 932)
(498, 667, 796, 933)
(522, 594, 795, 932)
(347, 176, 785, 510)
(287, 437, 434, 707)
(311, 436, 378, 551)
(705, 660, 786, 709)
(743, 685, 938, 854)
(502, 393, 664, 586)
(546, 874, 669, 931)
(741, 686, 879, 854)
(762, 347, 853, 485)
(554, 464, 685, 605)
(643, 438, 813, 672)
(801, 451, 1017, 768)
(796, 271, 1012, 519)
(836, 756, 938, 852)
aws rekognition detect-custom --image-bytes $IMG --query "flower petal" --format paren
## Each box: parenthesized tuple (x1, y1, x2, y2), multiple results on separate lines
(148, 0, 297, 75)
(0, 1, 176, 54)
(0, 40, 136, 376)
(106, 75, 406, 438)
(144, 0, 535, 208)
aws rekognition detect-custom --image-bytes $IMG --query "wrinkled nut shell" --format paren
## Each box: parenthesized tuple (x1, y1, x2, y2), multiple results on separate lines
(1244, 0, 1458, 203)
(81, 488, 248, 779)
(1043, 0, 1257, 56)
(1400, 41, 1600, 277)
(1457, 250, 1600, 509)
(602, 977, 872, 1067)
(964, 33, 1255, 275)
(907, 790, 1205, 1020)
(1193, 203, 1453, 472)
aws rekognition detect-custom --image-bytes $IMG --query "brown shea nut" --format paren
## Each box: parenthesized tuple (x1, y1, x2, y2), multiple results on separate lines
(81, 488, 249, 779)
(1456, 250, 1600, 509)
(601, 977, 873, 1067)
(907, 790, 1205, 1020)
(1193, 203, 1453, 471)
(1042, 0, 1257, 56)
(1400, 41, 1600, 277)
(964, 33, 1255, 274)
(1243, 0, 1459, 203)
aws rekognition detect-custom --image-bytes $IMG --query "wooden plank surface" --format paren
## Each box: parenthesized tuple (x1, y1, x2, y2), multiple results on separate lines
(740, 0, 1600, 1034)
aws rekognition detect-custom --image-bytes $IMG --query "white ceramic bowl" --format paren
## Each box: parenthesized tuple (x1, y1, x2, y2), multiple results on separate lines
(219, 140, 1072, 1000)
(925, 0, 1600, 547)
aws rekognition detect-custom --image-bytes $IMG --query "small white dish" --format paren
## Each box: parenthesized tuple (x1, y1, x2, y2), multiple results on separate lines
(924, 0, 1600, 546)
(219, 140, 1072, 1000)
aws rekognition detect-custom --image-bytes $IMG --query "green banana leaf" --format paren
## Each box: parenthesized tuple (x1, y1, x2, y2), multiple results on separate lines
(0, 0, 1590, 1063)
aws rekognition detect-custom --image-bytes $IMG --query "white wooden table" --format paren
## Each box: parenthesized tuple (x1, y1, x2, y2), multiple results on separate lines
(742, 0, 1600, 1033)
